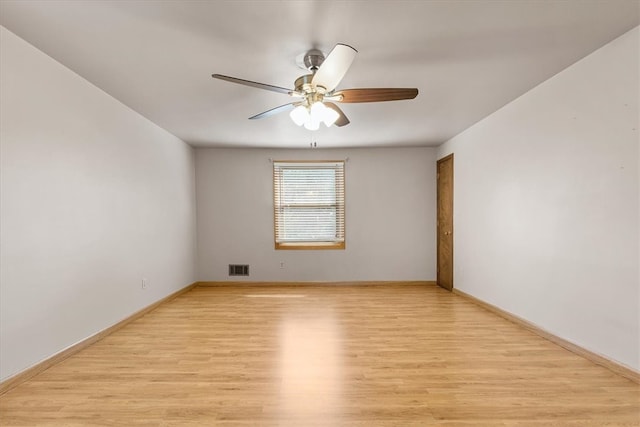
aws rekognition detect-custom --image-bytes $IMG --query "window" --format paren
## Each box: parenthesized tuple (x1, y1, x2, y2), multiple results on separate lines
(273, 161, 345, 250)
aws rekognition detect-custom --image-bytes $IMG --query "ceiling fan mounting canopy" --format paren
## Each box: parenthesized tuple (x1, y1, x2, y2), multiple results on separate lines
(212, 43, 418, 130)
(302, 48, 325, 72)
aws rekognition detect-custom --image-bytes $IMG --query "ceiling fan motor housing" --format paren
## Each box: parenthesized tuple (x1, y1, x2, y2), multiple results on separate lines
(294, 74, 325, 98)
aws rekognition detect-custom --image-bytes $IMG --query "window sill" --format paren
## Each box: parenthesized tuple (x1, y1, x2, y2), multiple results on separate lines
(275, 241, 345, 250)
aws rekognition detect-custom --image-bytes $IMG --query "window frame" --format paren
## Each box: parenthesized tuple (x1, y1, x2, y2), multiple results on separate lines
(273, 160, 346, 250)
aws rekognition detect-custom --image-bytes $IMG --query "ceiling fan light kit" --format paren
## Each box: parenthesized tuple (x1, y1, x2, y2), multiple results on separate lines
(290, 100, 340, 129)
(212, 43, 418, 130)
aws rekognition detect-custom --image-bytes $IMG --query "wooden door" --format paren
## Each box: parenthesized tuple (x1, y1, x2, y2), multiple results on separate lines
(437, 154, 454, 291)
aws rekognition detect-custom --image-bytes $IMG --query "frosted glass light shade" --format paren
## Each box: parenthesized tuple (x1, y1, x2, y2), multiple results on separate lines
(304, 115, 320, 130)
(289, 105, 309, 126)
(310, 101, 326, 119)
(322, 106, 340, 127)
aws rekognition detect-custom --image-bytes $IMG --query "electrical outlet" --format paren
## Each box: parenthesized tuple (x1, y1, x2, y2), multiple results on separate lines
(142, 278, 148, 290)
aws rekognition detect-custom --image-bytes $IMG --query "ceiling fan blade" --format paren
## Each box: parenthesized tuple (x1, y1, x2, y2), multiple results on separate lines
(212, 74, 293, 95)
(334, 88, 419, 103)
(324, 102, 350, 127)
(311, 44, 357, 92)
(248, 102, 298, 120)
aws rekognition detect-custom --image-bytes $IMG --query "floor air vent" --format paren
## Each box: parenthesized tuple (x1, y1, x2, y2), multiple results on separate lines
(228, 264, 250, 276)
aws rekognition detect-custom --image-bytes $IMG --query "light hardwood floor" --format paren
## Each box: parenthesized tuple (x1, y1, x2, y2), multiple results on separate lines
(1, 284, 638, 426)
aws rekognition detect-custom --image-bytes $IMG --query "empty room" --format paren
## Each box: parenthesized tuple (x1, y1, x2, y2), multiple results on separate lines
(0, 0, 638, 425)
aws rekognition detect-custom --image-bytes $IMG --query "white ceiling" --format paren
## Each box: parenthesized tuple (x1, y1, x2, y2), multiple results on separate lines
(0, 1, 638, 148)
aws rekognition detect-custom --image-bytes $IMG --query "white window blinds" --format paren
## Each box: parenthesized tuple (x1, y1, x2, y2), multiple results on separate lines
(273, 161, 345, 249)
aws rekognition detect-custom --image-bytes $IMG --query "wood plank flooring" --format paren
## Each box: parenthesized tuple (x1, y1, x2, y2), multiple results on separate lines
(1, 284, 638, 426)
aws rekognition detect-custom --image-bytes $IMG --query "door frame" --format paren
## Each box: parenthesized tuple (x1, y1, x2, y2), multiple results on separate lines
(437, 153, 454, 290)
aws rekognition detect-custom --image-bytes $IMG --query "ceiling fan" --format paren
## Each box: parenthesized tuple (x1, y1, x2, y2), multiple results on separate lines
(212, 43, 418, 130)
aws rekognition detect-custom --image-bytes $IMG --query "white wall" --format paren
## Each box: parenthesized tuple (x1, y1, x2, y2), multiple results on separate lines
(196, 147, 436, 282)
(0, 27, 197, 381)
(438, 27, 639, 370)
